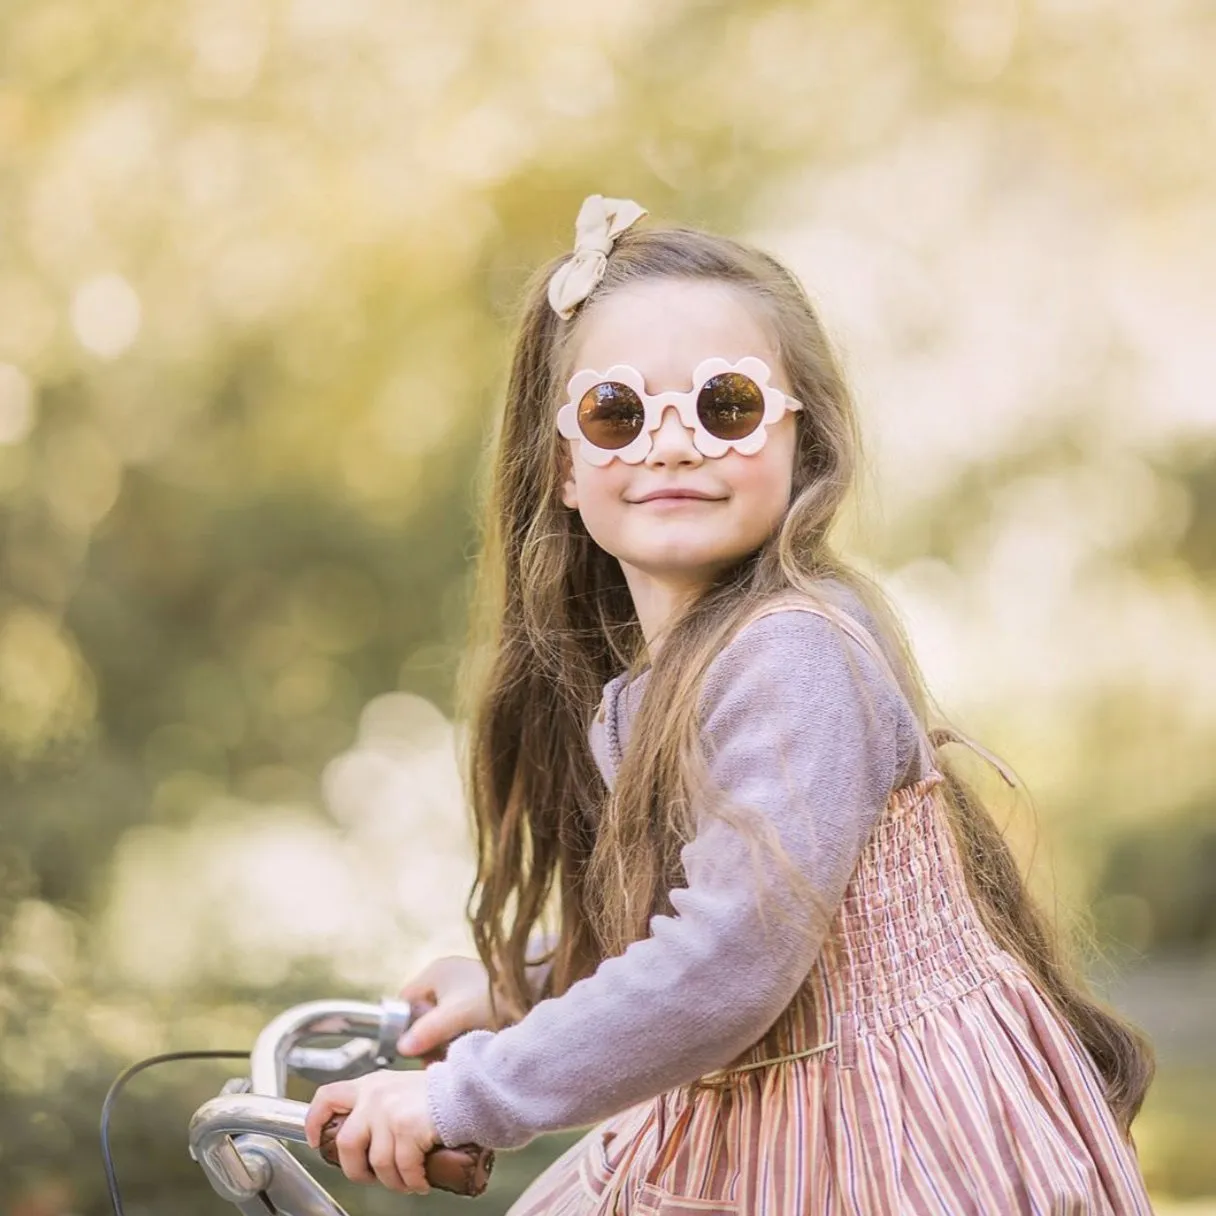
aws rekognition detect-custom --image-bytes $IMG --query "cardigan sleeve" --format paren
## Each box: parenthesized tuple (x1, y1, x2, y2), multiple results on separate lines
(424, 609, 918, 1148)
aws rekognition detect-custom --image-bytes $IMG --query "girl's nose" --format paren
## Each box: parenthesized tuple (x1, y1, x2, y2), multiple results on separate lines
(645, 405, 702, 467)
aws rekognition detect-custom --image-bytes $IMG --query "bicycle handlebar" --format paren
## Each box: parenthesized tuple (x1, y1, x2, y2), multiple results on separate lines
(250, 998, 407, 1097)
(189, 995, 494, 1209)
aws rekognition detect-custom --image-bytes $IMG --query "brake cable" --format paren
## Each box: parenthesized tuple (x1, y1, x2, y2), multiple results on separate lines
(100, 1049, 249, 1216)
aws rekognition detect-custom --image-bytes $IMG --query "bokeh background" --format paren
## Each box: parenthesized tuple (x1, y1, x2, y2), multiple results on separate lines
(2, 0, 1214, 1212)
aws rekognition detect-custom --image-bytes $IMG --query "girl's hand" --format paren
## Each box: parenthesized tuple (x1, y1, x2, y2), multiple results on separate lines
(395, 955, 496, 1058)
(304, 1070, 436, 1193)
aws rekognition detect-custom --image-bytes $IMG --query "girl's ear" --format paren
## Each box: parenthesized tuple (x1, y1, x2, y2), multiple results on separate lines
(559, 444, 579, 510)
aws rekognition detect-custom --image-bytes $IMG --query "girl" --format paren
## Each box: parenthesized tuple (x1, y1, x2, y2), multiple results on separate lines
(305, 195, 1154, 1213)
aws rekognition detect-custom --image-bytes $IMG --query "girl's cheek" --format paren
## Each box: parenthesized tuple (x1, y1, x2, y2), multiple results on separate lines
(571, 471, 625, 534)
(586, 467, 631, 508)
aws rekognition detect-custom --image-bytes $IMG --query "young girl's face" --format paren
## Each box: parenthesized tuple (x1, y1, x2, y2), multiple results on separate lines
(560, 279, 798, 592)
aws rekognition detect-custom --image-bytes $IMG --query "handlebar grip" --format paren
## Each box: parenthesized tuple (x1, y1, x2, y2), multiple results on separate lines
(318, 1117, 494, 1196)
(315, 995, 494, 1196)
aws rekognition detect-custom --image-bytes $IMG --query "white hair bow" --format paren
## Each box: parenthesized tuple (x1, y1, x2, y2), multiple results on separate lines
(547, 194, 648, 320)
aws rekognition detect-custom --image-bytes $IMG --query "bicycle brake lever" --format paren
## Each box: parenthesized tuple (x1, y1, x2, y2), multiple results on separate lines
(286, 1041, 381, 1084)
(374, 997, 412, 1067)
(284, 996, 417, 1084)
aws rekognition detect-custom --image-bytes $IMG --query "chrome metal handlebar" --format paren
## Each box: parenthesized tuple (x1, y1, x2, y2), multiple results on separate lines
(189, 997, 416, 1216)
(250, 999, 412, 1097)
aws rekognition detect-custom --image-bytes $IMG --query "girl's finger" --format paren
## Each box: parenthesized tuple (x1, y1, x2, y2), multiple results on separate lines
(396, 1137, 431, 1195)
(335, 1110, 375, 1184)
(367, 1124, 408, 1193)
(397, 1002, 465, 1057)
(396, 957, 454, 1002)
(304, 1081, 355, 1147)
(395, 974, 439, 1004)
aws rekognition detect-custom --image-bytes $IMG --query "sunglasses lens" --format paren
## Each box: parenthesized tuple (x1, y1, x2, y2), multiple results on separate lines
(577, 382, 645, 450)
(697, 373, 765, 441)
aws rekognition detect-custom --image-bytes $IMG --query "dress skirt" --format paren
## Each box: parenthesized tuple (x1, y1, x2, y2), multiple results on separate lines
(506, 777, 1152, 1215)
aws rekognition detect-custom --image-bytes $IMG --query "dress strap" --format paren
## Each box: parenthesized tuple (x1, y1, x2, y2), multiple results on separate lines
(694, 1037, 839, 1088)
(929, 725, 1018, 788)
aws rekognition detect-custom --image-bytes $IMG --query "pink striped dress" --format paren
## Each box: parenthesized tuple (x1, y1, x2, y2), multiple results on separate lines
(506, 608, 1152, 1215)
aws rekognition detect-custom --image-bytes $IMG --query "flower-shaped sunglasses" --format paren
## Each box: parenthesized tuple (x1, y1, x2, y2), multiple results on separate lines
(557, 356, 802, 466)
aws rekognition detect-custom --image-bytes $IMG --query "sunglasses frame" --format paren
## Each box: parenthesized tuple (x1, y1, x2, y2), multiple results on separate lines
(556, 356, 802, 467)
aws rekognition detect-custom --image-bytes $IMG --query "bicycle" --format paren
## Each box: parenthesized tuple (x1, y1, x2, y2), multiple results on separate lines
(101, 997, 494, 1216)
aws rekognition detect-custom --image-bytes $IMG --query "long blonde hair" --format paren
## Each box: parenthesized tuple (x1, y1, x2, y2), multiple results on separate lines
(458, 223, 1153, 1131)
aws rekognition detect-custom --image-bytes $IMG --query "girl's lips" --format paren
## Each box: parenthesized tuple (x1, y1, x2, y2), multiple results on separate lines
(636, 496, 723, 508)
(630, 489, 724, 503)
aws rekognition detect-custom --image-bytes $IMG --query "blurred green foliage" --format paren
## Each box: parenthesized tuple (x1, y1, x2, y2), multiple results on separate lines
(1, 0, 1214, 1212)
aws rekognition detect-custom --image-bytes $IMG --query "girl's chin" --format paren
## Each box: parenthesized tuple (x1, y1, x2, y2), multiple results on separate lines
(620, 544, 751, 577)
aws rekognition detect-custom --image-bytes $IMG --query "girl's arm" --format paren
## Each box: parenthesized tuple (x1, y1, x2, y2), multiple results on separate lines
(424, 610, 919, 1149)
